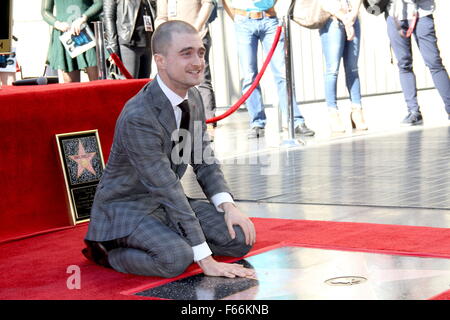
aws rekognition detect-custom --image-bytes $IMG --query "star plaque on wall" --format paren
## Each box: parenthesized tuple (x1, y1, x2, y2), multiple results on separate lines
(56, 130, 105, 225)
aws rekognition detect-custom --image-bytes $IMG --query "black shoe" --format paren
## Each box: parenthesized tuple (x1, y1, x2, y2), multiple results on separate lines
(82, 240, 112, 268)
(248, 127, 265, 139)
(401, 112, 423, 126)
(295, 123, 315, 136)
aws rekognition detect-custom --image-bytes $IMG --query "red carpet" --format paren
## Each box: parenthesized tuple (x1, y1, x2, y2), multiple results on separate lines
(1, 217, 450, 300)
(0, 79, 148, 242)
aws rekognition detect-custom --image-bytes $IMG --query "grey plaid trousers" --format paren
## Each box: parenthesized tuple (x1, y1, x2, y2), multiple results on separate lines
(108, 199, 252, 277)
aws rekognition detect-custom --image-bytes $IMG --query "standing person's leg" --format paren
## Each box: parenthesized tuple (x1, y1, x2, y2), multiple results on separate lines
(260, 16, 314, 136)
(119, 44, 140, 79)
(233, 16, 266, 137)
(320, 19, 345, 109)
(386, 16, 422, 125)
(61, 68, 98, 82)
(60, 69, 81, 82)
(343, 19, 362, 107)
(137, 46, 152, 79)
(86, 66, 99, 81)
(342, 19, 367, 130)
(413, 15, 450, 118)
(0, 72, 16, 85)
(198, 31, 217, 121)
(319, 18, 346, 132)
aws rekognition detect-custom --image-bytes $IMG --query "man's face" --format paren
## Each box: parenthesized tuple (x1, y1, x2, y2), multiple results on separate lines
(156, 32, 206, 96)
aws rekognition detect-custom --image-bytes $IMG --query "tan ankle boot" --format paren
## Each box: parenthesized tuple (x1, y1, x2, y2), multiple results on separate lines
(328, 109, 346, 133)
(350, 108, 368, 130)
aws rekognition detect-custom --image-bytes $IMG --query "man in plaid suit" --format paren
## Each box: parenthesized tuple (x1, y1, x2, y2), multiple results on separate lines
(83, 20, 256, 279)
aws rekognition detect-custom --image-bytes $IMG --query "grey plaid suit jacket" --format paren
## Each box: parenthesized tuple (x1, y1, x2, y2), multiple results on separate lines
(85, 79, 231, 247)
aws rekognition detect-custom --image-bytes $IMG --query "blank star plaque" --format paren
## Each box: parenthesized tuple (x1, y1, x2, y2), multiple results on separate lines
(56, 130, 105, 225)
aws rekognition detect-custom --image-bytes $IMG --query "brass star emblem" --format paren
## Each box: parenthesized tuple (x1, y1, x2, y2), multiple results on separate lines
(69, 140, 97, 178)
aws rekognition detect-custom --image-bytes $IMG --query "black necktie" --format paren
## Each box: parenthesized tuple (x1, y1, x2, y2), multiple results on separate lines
(177, 100, 190, 159)
(178, 100, 190, 131)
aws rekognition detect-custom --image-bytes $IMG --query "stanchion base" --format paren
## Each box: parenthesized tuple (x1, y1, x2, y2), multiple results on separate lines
(280, 138, 305, 147)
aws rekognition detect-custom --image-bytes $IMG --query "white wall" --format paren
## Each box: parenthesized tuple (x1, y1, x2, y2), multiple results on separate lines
(11, 0, 450, 106)
(12, 0, 51, 77)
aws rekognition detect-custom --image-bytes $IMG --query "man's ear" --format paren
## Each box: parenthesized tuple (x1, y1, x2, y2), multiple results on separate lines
(154, 53, 166, 70)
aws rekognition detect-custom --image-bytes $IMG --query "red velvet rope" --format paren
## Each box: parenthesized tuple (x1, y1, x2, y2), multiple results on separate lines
(206, 25, 283, 124)
(109, 52, 134, 80)
(109, 25, 283, 124)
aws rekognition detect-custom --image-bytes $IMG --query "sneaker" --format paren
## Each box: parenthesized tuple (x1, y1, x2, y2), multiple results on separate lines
(401, 112, 423, 126)
(248, 126, 265, 139)
(295, 123, 315, 136)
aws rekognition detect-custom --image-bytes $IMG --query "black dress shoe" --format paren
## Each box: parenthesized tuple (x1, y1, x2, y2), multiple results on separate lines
(82, 240, 112, 268)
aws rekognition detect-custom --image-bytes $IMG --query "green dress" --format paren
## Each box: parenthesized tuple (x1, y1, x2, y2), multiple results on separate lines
(42, 0, 103, 72)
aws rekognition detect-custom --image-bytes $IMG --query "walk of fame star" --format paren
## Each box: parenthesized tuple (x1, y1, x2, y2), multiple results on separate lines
(69, 140, 97, 178)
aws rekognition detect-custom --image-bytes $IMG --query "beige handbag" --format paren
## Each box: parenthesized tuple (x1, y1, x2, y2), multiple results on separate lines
(292, 0, 331, 29)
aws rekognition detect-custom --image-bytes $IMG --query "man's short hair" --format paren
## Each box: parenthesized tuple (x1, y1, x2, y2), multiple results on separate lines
(152, 20, 199, 56)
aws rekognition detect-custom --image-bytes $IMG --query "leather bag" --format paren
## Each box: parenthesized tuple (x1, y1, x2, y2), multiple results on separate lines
(292, 0, 331, 29)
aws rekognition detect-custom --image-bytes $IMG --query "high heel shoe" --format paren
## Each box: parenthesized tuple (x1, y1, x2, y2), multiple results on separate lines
(350, 108, 368, 131)
(328, 108, 346, 133)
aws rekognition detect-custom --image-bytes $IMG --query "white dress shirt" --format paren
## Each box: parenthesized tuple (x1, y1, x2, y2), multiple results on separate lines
(156, 75, 234, 261)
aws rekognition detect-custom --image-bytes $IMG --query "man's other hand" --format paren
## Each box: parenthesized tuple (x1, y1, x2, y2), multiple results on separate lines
(220, 202, 256, 246)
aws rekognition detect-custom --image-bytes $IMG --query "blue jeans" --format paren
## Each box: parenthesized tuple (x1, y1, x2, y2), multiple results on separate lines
(234, 15, 305, 128)
(319, 18, 362, 109)
(387, 15, 450, 115)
